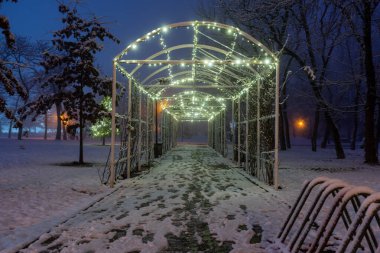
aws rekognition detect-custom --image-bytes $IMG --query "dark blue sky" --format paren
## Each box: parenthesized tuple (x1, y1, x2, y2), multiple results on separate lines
(2, 0, 200, 75)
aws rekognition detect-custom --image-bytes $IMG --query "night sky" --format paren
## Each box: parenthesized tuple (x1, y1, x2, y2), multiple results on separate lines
(2, 0, 199, 75)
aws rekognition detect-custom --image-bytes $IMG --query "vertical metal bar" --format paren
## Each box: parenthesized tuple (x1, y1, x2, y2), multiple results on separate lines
(238, 97, 241, 166)
(214, 117, 216, 149)
(209, 120, 212, 147)
(207, 121, 209, 146)
(221, 111, 224, 156)
(223, 109, 226, 157)
(173, 118, 175, 147)
(274, 62, 280, 189)
(163, 110, 165, 151)
(137, 90, 142, 171)
(169, 116, 171, 148)
(220, 112, 222, 154)
(222, 111, 224, 155)
(155, 100, 158, 144)
(257, 79, 261, 178)
(146, 97, 149, 162)
(212, 118, 214, 149)
(246, 89, 249, 172)
(171, 117, 174, 148)
(127, 78, 132, 178)
(109, 61, 117, 187)
(153, 99, 156, 158)
(232, 100, 235, 162)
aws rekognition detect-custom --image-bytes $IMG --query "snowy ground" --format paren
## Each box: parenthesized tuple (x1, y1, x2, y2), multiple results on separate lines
(0, 138, 112, 252)
(0, 139, 379, 252)
(278, 145, 380, 204)
(16, 145, 286, 253)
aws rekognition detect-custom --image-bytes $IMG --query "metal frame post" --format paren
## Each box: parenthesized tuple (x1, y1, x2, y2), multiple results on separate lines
(208, 121, 210, 146)
(221, 111, 224, 155)
(256, 79, 261, 178)
(224, 109, 226, 157)
(162, 111, 166, 152)
(231, 100, 235, 162)
(155, 100, 158, 144)
(127, 79, 132, 178)
(246, 89, 249, 172)
(274, 62, 280, 189)
(109, 61, 117, 187)
(137, 90, 142, 171)
(146, 97, 149, 162)
(172, 117, 176, 148)
(238, 97, 241, 166)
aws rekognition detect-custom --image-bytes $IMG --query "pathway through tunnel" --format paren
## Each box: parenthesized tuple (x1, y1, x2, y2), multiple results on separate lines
(177, 121, 208, 144)
(21, 145, 287, 253)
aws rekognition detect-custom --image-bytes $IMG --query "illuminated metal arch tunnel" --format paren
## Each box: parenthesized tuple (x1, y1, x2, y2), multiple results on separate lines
(109, 21, 280, 189)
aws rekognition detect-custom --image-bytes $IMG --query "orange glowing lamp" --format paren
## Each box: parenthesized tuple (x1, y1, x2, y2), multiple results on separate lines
(295, 118, 306, 130)
(158, 100, 168, 112)
(60, 112, 69, 126)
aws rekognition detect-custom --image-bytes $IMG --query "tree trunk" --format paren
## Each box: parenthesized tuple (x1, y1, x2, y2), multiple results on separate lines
(63, 125, 67, 140)
(351, 86, 360, 150)
(279, 105, 287, 150)
(102, 136, 105, 146)
(282, 59, 292, 149)
(325, 111, 345, 159)
(311, 106, 320, 152)
(79, 87, 84, 164)
(283, 102, 291, 149)
(363, 3, 378, 164)
(44, 112, 48, 140)
(17, 125, 23, 140)
(55, 102, 62, 140)
(8, 97, 21, 139)
(8, 119, 12, 139)
(321, 124, 330, 149)
(308, 78, 345, 158)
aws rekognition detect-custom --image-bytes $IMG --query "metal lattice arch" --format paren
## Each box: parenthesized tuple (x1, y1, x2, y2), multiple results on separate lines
(109, 21, 280, 188)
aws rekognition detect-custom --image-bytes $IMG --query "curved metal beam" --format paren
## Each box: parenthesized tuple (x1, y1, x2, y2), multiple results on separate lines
(115, 21, 277, 61)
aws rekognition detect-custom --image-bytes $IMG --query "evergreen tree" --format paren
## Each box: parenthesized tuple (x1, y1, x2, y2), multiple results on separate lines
(91, 96, 112, 146)
(27, 4, 119, 163)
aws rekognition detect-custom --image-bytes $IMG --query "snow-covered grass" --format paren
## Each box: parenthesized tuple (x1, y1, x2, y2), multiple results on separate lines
(0, 138, 379, 252)
(278, 145, 380, 204)
(0, 138, 112, 252)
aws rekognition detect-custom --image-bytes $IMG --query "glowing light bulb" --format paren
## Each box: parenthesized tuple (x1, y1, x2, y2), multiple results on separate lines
(295, 118, 306, 130)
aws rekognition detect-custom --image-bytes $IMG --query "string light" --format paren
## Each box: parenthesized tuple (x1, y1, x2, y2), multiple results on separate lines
(161, 26, 169, 33)
(160, 91, 226, 121)
(113, 20, 279, 121)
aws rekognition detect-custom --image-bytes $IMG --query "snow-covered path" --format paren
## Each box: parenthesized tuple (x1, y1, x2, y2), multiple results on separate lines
(20, 145, 288, 253)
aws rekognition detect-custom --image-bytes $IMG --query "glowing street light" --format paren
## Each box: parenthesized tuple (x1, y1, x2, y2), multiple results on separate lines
(295, 118, 306, 130)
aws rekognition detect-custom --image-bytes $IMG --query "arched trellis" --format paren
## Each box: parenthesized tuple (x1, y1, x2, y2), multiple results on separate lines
(109, 21, 280, 189)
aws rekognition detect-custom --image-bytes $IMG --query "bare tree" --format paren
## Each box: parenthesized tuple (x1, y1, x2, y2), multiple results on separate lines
(1, 37, 50, 139)
(204, 0, 346, 158)
(0, 0, 27, 128)
(332, 0, 379, 163)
